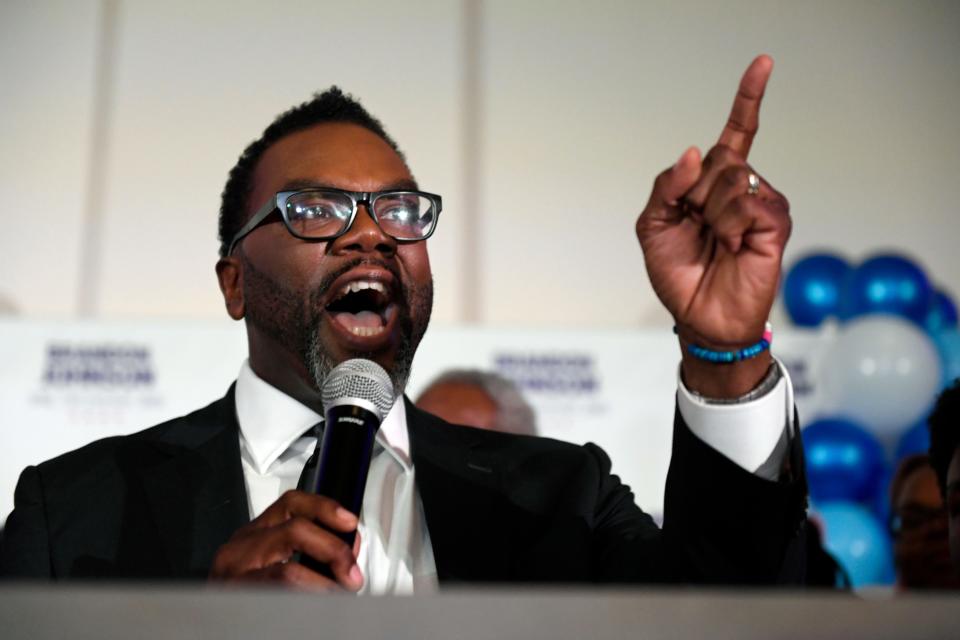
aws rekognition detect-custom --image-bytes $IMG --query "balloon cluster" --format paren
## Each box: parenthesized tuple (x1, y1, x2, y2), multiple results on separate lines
(782, 252, 959, 588)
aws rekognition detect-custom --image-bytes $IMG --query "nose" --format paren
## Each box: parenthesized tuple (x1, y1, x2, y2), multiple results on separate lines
(330, 203, 397, 257)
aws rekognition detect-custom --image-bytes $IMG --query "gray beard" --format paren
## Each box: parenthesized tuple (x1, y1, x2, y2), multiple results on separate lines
(302, 326, 415, 398)
(240, 252, 432, 401)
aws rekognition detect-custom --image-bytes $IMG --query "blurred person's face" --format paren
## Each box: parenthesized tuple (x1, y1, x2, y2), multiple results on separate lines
(947, 448, 960, 575)
(218, 123, 433, 400)
(416, 382, 498, 431)
(892, 463, 960, 589)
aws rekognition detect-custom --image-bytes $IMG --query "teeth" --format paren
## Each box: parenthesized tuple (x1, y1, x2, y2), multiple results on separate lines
(339, 280, 387, 297)
(349, 326, 385, 337)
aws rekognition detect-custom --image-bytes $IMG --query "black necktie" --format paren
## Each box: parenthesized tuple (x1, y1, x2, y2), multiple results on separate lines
(296, 422, 323, 492)
(292, 422, 333, 578)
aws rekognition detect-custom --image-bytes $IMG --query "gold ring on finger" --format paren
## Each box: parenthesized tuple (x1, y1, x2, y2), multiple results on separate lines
(746, 172, 761, 196)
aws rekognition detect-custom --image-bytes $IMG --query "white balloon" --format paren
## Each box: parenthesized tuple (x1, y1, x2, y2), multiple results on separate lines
(818, 315, 942, 436)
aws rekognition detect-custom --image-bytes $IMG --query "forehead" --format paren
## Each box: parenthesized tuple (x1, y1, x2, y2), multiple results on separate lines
(250, 122, 413, 208)
(896, 465, 942, 508)
(439, 381, 490, 398)
(427, 382, 495, 409)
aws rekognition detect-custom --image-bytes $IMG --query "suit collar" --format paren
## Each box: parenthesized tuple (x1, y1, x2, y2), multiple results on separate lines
(406, 397, 504, 483)
(138, 386, 249, 577)
(406, 401, 598, 584)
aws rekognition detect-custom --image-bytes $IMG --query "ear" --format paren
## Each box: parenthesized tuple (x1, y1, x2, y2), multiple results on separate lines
(215, 256, 244, 320)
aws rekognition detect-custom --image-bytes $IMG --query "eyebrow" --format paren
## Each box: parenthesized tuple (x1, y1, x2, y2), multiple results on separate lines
(896, 502, 945, 512)
(279, 178, 420, 192)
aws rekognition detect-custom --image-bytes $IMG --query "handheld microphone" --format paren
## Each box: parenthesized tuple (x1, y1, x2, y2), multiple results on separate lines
(298, 358, 394, 576)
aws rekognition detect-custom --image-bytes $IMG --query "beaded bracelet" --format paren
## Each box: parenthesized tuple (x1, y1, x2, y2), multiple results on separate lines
(674, 322, 773, 363)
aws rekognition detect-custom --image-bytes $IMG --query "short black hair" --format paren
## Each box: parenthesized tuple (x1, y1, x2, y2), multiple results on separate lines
(217, 86, 404, 257)
(928, 379, 960, 496)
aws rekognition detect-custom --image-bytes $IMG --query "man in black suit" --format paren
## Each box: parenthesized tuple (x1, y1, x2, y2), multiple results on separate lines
(1, 56, 805, 589)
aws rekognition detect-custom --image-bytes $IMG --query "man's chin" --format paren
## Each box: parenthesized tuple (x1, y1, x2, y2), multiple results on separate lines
(306, 320, 409, 396)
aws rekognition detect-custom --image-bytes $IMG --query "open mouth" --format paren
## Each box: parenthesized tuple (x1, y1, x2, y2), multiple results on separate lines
(324, 279, 399, 338)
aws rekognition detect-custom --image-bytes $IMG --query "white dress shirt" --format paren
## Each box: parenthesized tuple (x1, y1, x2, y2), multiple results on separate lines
(233, 358, 792, 594)
(235, 361, 437, 594)
(678, 358, 795, 481)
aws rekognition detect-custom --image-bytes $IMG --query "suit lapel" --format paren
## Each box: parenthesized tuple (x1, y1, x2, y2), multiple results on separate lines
(139, 387, 249, 577)
(407, 400, 519, 582)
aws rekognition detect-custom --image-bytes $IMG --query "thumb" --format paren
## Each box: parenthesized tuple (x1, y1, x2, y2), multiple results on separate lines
(648, 147, 702, 215)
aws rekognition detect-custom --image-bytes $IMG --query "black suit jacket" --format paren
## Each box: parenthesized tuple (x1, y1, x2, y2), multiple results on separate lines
(0, 386, 807, 584)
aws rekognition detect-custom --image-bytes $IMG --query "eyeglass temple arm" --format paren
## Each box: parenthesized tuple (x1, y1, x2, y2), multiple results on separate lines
(227, 197, 278, 256)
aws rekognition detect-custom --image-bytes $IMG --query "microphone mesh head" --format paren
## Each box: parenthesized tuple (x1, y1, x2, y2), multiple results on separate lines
(321, 358, 395, 421)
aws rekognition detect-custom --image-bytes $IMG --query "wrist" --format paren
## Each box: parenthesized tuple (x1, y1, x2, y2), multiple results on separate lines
(681, 351, 774, 398)
(676, 324, 774, 398)
(684, 360, 782, 404)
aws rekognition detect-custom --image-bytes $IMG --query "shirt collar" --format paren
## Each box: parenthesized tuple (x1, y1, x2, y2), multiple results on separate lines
(235, 360, 411, 473)
(377, 398, 411, 469)
(236, 360, 322, 475)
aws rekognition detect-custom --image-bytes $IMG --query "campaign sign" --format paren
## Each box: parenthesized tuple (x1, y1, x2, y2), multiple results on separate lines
(1, 320, 825, 527)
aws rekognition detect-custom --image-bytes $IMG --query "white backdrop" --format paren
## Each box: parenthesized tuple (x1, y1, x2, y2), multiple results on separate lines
(0, 319, 827, 527)
(1, 0, 958, 325)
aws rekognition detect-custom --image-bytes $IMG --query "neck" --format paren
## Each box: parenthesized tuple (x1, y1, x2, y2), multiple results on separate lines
(246, 326, 323, 413)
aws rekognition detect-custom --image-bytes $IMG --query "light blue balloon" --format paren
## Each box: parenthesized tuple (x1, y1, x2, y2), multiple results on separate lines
(815, 501, 893, 587)
(935, 328, 960, 387)
(933, 329, 960, 388)
(925, 289, 958, 333)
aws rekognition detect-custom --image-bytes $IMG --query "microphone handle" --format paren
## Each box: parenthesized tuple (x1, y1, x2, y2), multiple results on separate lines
(298, 403, 379, 578)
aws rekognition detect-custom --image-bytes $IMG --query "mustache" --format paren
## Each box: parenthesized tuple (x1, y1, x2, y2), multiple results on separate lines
(310, 257, 406, 309)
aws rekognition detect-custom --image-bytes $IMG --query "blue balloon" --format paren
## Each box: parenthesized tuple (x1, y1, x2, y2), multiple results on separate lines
(842, 254, 932, 324)
(783, 253, 850, 327)
(894, 418, 931, 461)
(815, 501, 894, 587)
(924, 289, 958, 333)
(803, 418, 886, 502)
(935, 328, 960, 387)
(868, 465, 893, 527)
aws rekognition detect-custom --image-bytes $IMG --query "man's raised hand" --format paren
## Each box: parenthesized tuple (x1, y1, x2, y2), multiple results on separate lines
(635, 55, 791, 397)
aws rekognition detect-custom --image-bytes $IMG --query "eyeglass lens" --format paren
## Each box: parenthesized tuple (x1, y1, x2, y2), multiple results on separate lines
(284, 190, 436, 240)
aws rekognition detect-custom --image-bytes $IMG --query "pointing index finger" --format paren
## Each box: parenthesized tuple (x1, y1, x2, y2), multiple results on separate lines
(718, 55, 773, 158)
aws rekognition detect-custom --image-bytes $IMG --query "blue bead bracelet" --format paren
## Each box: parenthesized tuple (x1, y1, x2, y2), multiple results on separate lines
(675, 322, 773, 363)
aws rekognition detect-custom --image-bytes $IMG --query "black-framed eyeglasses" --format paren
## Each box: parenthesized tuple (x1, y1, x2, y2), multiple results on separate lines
(228, 187, 442, 255)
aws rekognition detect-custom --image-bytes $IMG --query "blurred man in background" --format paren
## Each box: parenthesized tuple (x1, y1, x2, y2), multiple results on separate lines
(415, 369, 537, 436)
(928, 380, 960, 578)
(888, 453, 959, 589)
